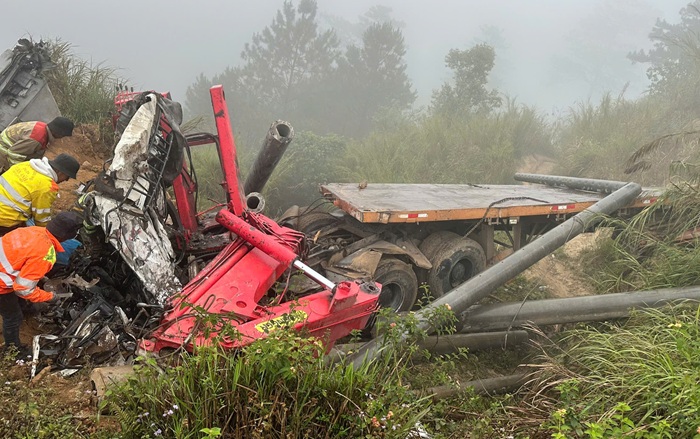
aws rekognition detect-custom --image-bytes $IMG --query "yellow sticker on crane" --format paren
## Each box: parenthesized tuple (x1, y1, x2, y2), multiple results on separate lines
(255, 310, 308, 334)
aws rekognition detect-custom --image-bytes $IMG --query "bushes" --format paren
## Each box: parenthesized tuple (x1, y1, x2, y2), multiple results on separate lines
(339, 101, 553, 186)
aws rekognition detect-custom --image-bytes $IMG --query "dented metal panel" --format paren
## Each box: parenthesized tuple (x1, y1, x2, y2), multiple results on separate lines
(81, 93, 182, 304)
(0, 39, 61, 130)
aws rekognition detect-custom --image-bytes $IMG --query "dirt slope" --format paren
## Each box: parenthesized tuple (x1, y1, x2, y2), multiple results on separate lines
(45, 124, 109, 211)
(521, 230, 607, 298)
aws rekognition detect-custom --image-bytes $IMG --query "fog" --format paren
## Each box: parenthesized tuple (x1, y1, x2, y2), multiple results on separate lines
(0, 0, 691, 115)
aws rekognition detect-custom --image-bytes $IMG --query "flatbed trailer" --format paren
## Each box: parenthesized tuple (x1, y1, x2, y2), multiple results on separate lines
(321, 183, 658, 224)
(286, 176, 661, 312)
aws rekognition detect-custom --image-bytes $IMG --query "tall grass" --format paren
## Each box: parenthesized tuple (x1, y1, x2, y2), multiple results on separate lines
(527, 306, 700, 438)
(107, 315, 430, 438)
(338, 99, 553, 185)
(505, 178, 700, 437)
(43, 39, 120, 147)
(583, 182, 700, 293)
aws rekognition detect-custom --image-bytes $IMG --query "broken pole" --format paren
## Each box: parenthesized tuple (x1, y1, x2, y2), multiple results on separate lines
(460, 286, 700, 332)
(244, 120, 294, 195)
(348, 179, 642, 369)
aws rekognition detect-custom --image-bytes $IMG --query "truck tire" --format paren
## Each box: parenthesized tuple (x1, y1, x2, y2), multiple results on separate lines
(296, 211, 340, 236)
(374, 258, 418, 312)
(419, 231, 459, 261)
(423, 233, 486, 298)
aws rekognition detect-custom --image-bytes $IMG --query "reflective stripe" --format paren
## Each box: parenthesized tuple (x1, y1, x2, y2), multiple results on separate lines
(0, 132, 25, 162)
(15, 276, 37, 289)
(0, 176, 29, 208)
(31, 207, 51, 214)
(0, 272, 12, 287)
(0, 240, 18, 275)
(0, 192, 29, 217)
(15, 286, 35, 297)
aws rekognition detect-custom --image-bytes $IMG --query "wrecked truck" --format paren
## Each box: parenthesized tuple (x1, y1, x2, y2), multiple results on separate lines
(0, 38, 61, 131)
(31, 86, 380, 372)
(281, 173, 660, 313)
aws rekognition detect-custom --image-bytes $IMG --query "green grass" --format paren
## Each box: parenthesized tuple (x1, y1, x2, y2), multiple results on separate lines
(105, 311, 433, 438)
(44, 39, 121, 149)
(527, 306, 700, 438)
(338, 101, 552, 186)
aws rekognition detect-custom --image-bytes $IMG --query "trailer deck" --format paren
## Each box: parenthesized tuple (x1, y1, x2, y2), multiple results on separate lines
(321, 183, 661, 224)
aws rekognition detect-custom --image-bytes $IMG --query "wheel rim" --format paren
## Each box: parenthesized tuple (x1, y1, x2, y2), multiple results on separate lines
(449, 259, 474, 288)
(378, 282, 404, 311)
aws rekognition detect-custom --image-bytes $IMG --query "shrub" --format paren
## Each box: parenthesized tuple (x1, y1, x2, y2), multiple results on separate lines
(44, 39, 121, 148)
(106, 316, 430, 438)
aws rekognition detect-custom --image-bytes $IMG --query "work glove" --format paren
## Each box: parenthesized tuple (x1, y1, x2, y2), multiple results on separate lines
(47, 292, 73, 304)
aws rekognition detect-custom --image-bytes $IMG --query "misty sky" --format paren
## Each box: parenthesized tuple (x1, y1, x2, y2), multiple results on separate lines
(0, 0, 692, 117)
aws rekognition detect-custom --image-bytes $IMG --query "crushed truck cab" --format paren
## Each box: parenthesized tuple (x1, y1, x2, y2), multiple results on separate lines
(31, 86, 379, 373)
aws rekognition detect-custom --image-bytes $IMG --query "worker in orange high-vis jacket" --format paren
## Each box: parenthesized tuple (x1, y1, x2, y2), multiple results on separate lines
(0, 117, 74, 174)
(0, 153, 80, 235)
(0, 212, 82, 351)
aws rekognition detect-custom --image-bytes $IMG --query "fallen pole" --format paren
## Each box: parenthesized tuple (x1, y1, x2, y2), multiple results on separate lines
(331, 330, 529, 361)
(348, 179, 642, 368)
(421, 373, 529, 401)
(514, 173, 630, 194)
(243, 120, 294, 195)
(417, 331, 529, 355)
(460, 286, 700, 332)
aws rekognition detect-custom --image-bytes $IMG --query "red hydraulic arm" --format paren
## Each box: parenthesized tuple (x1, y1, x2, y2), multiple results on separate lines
(140, 85, 381, 354)
(210, 85, 246, 216)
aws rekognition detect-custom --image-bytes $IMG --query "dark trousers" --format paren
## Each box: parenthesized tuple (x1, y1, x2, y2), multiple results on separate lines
(0, 224, 20, 236)
(0, 293, 23, 347)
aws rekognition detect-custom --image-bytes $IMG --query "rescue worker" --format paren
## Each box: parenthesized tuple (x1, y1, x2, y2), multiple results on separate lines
(0, 117, 74, 174)
(0, 211, 82, 352)
(0, 153, 80, 235)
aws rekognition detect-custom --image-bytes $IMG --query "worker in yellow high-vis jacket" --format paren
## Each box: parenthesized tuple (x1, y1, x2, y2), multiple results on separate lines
(0, 153, 80, 234)
(0, 117, 74, 174)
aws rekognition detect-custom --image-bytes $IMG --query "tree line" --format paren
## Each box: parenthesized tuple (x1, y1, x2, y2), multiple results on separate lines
(183, 0, 700, 213)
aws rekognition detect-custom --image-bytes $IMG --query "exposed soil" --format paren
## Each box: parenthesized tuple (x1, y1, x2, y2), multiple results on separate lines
(45, 124, 109, 211)
(522, 231, 605, 298)
(518, 153, 557, 176)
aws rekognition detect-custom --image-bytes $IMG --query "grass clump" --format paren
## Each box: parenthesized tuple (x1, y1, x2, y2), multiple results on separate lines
(106, 318, 430, 438)
(586, 182, 700, 293)
(529, 305, 700, 438)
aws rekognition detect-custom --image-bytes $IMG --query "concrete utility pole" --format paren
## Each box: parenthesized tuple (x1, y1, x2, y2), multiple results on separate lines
(460, 286, 700, 332)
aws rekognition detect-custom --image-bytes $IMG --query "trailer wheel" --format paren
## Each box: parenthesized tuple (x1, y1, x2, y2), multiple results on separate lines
(374, 258, 418, 312)
(424, 233, 486, 298)
(419, 231, 459, 261)
(295, 211, 340, 236)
